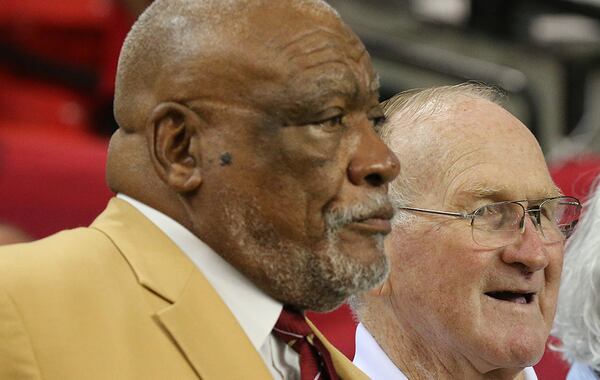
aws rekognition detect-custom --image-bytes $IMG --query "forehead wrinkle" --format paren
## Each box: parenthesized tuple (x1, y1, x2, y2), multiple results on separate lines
(280, 26, 364, 62)
(440, 158, 492, 207)
(287, 42, 344, 62)
(303, 59, 351, 71)
(455, 185, 514, 203)
(318, 69, 360, 104)
(280, 25, 355, 49)
(184, 98, 262, 119)
(287, 46, 368, 76)
(288, 52, 373, 105)
(284, 46, 360, 89)
(447, 175, 562, 210)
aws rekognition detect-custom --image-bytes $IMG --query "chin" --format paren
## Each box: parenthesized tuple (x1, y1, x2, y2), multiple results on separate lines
(241, 226, 388, 311)
(479, 336, 546, 371)
(508, 342, 545, 368)
(290, 241, 389, 312)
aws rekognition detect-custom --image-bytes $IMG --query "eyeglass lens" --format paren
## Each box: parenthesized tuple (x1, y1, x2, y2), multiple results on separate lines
(540, 198, 580, 240)
(470, 198, 580, 248)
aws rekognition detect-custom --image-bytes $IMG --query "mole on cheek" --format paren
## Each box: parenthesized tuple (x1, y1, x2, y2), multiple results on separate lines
(220, 152, 233, 166)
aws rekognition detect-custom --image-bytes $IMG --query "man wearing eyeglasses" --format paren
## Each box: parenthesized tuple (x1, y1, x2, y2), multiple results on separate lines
(350, 84, 581, 380)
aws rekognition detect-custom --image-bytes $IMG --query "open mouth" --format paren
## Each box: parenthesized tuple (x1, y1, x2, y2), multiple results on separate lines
(485, 291, 535, 304)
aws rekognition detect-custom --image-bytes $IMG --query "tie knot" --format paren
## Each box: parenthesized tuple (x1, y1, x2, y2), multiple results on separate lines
(272, 306, 340, 380)
(274, 307, 313, 341)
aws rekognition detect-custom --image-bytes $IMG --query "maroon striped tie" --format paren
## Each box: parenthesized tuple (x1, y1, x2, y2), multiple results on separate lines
(273, 307, 340, 380)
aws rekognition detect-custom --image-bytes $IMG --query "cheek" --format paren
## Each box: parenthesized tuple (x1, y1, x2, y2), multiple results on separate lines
(277, 127, 353, 208)
(548, 244, 565, 281)
(388, 228, 484, 315)
(277, 125, 344, 166)
(540, 244, 564, 317)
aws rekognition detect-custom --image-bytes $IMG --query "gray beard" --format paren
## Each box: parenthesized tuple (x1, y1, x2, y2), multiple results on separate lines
(227, 194, 391, 311)
(246, 227, 388, 311)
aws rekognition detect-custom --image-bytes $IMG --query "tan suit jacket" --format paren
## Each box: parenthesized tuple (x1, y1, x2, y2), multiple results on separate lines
(0, 198, 368, 380)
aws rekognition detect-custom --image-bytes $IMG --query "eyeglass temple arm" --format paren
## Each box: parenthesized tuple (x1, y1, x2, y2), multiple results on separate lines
(398, 207, 469, 218)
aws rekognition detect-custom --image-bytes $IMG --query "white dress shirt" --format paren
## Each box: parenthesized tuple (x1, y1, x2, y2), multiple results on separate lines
(353, 323, 538, 380)
(118, 194, 299, 380)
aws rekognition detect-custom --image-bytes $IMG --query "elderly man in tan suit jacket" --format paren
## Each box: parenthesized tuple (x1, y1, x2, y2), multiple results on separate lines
(0, 1, 400, 379)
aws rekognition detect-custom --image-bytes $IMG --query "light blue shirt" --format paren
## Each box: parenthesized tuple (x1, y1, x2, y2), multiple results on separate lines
(567, 362, 599, 380)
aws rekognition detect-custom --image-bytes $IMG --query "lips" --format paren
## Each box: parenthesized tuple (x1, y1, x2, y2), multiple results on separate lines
(348, 207, 394, 234)
(485, 290, 536, 304)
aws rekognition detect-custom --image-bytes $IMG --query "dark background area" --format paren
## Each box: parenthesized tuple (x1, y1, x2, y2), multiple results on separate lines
(328, 0, 600, 160)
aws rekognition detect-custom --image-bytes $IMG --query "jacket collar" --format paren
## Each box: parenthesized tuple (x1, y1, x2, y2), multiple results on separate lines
(91, 198, 271, 379)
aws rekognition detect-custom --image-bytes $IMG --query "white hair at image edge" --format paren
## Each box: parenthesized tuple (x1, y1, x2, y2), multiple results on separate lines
(553, 179, 600, 369)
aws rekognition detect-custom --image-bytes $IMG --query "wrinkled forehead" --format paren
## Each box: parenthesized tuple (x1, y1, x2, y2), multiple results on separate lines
(162, 4, 378, 118)
(250, 7, 375, 85)
(238, 11, 370, 85)
(432, 105, 558, 205)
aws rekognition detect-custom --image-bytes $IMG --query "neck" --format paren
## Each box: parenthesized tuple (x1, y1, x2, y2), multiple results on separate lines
(358, 299, 527, 380)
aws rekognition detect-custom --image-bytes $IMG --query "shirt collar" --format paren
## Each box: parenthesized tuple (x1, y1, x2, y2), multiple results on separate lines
(353, 323, 538, 380)
(116, 194, 282, 350)
(353, 323, 408, 380)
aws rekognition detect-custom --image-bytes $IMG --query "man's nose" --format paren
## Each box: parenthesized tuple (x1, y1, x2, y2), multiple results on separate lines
(347, 129, 400, 187)
(502, 217, 550, 272)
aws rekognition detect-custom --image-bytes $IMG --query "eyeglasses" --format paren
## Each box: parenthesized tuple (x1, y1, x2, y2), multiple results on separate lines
(399, 196, 582, 248)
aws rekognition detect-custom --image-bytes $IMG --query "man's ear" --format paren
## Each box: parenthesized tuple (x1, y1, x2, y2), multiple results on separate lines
(147, 102, 203, 193)
(368, 278, 391, 297)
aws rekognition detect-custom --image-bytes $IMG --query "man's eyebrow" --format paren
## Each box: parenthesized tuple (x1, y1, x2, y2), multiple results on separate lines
(458, 185, 512, 201)
(289, 73, 358, 103)
(457, 184, 564, 202)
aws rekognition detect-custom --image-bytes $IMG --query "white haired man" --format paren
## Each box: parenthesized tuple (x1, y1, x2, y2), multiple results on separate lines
(351, 84, 581, 379)
(554, 181, 600, 379)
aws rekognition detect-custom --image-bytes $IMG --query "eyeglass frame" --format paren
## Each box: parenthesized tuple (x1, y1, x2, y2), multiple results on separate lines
(398, 195, 582, 247)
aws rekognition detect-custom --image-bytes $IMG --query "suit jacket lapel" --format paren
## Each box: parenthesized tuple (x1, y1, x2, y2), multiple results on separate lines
(155, 269, 271, 379)
(91, 198, 272, 379)
(307, 319, 370, 380)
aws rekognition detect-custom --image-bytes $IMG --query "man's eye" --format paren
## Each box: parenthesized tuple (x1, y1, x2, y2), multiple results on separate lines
(317, 115, 343, 131)
(369, 115, 385, 133)
(371, 115, 386, 131)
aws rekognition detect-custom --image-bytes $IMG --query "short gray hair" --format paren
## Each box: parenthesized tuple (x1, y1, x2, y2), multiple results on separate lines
(553, 179, 600, 368)
(379, 83, 502, 225)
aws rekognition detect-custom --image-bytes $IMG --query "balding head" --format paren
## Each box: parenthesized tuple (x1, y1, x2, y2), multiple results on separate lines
(378, 84, 503, 219)
(114, 0, 340, 132)
(107, 0, 400, 311)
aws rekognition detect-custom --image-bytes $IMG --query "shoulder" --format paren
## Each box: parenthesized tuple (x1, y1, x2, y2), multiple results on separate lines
(0, 227, 129, 307)
(0, 227, 116, 284)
